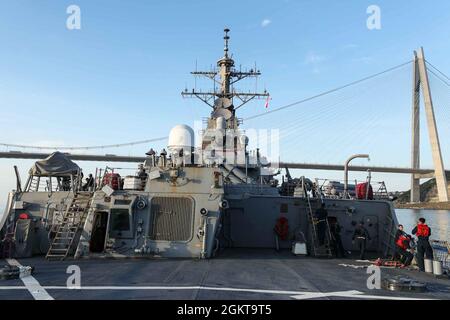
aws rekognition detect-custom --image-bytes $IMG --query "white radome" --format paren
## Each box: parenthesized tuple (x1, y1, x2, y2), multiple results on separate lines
(168, 124, 195, 152)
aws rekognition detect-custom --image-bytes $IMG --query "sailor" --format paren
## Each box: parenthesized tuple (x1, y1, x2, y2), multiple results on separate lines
(81, 174, 94, 191)
(394, 224, 413, 266)
(83, 174, 94, 191)
(61, 176, 71, 191)
(412, 218, 434, 272)
(352, 221, 371, 260)
(330, 219, 346, 258)
(311, 182, 317, 198)
(137, 165, 148, 188)
(314, 202, 328, 246)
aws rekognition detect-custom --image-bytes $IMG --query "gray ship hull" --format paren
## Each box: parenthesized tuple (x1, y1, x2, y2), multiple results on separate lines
(0, 178, 398, 261)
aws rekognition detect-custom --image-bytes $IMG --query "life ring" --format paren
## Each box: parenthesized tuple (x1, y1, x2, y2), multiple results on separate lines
(274, 217, 289, 241)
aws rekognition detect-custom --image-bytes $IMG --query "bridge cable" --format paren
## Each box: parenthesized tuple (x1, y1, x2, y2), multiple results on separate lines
(244, 60, 412, 121)
(426, 60, 450, 82)
(0, 60, 414, 151)
(427, 66, 450, 88)
(0, 136, 168, 151)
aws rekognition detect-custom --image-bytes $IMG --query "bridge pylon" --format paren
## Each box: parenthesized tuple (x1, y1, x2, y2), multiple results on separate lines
(410, 48, 449, 203)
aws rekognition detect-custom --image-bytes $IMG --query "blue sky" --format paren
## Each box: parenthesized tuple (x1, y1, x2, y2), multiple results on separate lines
(1, 0, 450, 208)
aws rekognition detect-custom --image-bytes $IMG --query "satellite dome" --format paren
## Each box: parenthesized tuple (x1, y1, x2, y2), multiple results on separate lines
(168, 124, 195, 152)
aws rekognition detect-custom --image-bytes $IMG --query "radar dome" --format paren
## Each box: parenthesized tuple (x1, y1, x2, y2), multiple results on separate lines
(168, 124, 195, 152)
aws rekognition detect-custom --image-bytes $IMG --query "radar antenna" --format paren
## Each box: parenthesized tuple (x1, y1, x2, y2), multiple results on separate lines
(182, 28, 269, 128)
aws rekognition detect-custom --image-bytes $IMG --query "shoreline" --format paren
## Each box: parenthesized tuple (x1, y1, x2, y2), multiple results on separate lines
(395, 202, 450, 210)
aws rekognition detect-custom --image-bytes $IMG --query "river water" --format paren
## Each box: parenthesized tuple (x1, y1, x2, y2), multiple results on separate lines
(395, 209, 450, 242)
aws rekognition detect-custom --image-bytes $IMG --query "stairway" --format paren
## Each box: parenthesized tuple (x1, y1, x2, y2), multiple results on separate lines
(304, 186, 333, 258)
(28, 176, 40, 192)
(46, 192, 93, 261)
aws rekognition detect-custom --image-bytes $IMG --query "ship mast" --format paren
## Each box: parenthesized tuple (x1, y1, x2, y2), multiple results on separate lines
(182, 28, 269, 129)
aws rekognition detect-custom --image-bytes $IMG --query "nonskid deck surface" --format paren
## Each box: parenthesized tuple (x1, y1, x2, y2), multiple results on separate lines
(1, 249, 449, 300)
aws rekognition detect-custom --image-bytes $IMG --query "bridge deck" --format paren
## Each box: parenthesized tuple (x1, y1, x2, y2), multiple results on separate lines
(0, 151, 443, 174)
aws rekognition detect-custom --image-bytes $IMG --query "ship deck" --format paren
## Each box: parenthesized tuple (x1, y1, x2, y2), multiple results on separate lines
(1, 249, 449, 300)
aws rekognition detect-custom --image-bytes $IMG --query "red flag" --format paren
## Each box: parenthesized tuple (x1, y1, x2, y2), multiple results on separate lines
(264, 95, 271, 108)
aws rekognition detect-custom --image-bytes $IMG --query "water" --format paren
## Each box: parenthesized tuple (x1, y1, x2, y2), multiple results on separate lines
(395, 209, 450, 242)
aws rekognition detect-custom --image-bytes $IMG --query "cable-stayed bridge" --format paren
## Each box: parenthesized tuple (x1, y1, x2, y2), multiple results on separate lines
(0, 151, 445, 176)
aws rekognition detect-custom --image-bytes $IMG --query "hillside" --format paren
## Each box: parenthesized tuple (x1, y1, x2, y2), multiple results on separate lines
(395, 172, 450, 209)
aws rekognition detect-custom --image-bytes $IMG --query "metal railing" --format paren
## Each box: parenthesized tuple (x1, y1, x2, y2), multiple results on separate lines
(315, 178, 391, 200)
(431, 240, 450, 270)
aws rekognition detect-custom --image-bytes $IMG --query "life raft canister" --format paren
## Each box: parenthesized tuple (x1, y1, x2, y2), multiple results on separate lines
(274, 217, 289, 241)
(18, 213, 29, 219)
(416, 224, 430, 237)
(396, 235, 409, 250)
(102, 173, 122, 190)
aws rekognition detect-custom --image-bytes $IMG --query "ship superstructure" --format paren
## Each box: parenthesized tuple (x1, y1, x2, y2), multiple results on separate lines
(0, 29, 399, 261)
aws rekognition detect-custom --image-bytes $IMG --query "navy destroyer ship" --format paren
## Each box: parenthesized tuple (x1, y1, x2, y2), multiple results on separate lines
(0, 29, 399, 261)
(3, 29, 450, 301)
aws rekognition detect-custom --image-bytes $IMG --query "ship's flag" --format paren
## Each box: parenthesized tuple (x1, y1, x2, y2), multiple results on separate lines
(264, 95, 271, 108)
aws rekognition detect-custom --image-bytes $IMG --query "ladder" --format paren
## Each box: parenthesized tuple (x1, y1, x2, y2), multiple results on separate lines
(46, 192, 93, 261)
(28, 176, 40, 192)
(304, 186, 333, 258)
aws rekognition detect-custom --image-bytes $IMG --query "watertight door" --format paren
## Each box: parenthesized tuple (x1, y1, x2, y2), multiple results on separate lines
(90, 212, 108, 252)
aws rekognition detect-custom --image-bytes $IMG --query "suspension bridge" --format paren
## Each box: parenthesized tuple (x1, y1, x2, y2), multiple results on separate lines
(1, 48, 450, 203)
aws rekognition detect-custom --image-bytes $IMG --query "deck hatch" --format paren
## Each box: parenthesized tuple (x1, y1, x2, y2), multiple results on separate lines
(149, 197, 193, 241)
